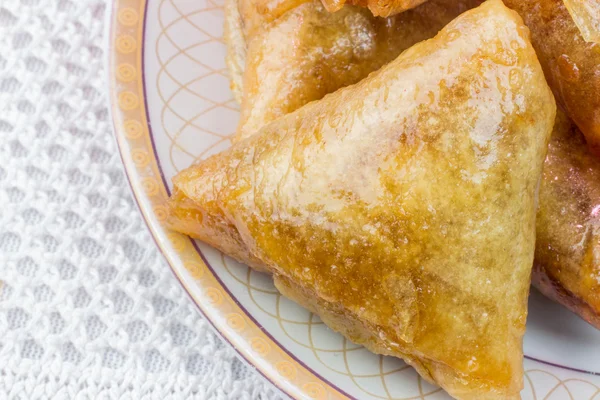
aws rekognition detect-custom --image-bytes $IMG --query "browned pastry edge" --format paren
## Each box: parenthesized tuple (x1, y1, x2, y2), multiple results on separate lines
(532, 262, 600, 329)
(224, 0, 246, 104)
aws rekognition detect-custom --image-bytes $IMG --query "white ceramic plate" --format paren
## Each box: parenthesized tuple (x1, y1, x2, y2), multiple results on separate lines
(106, 0, 600, 398)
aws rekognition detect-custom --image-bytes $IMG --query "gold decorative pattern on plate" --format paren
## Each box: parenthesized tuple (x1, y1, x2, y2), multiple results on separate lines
(117, 63, 137, 82)
(118, 7, 139, 25)
(123, 119, 143, 139)
(152, 204, 168, 222)
(118, 90, 139, 110)
(140, 176, 158, 196)
(185, 261, 206, 280)
(226, 313, 246, 331)
(116, 34, 137, 53)
(108, 0, 600, 398)
(303, 382, 328, 400)
(251, 337, 271, 356)
(277, 361, 298, 380)
(156, 0, 239, 172)
(206, 287, 223, 305)
(131, 148, 149, 167)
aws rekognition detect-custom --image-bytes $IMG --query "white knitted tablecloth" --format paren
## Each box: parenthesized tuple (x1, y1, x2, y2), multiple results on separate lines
(0, 1, 283, 398)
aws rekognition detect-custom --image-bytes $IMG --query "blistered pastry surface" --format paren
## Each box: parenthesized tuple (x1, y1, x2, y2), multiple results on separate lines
(169, 2, 556, 398)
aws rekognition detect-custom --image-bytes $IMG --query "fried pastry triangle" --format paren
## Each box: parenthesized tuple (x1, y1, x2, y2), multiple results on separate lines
(504, 0, 600, 156)
(168, 1, 556, 398)
(227, 0, 483, 142)
(535, 110, 600, 328)
(229, 0, 432, 21)
(320, 0, 427, 17)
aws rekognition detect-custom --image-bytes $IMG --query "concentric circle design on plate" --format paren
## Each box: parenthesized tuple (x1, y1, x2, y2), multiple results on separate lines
(117, 63, 137, 82)
(116, 34, 137, 53)
(108, 0, 600, 399)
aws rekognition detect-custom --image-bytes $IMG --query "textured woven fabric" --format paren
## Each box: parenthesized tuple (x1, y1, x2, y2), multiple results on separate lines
(0, 1, 282, 398)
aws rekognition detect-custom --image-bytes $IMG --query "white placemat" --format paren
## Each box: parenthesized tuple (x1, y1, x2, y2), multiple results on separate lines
(0, 1, 283, 398)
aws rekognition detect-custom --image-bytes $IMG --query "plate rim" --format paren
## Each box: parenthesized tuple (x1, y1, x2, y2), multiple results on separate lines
(105, 1, 355, 399)
(104, 1, 600, 399)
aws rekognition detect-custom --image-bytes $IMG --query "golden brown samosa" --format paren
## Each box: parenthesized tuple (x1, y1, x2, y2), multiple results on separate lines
(502, 0, 600, 328)
(229, 0, 431, 20)
(226, 0, 483, 142)
(228, 0, 600, 331)
(169, 1, 556, 398)
(503, 0, 600, 156)
(319, 0, 428, 17)
(536, 111, 600, 329)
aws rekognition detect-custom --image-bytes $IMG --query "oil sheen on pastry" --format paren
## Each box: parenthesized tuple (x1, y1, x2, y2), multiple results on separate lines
(504, 0, 600, 156)
(168, 1, 556, 398)
(227, 0, 600, 331)
(228, 0, 483, 142)
(536, 110, 600, 329)
(320, 0, 428, 17)
(232, 0, 431, 19)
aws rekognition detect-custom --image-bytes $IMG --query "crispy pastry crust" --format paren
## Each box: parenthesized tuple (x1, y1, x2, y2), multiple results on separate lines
(170, 2, 556, 397)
